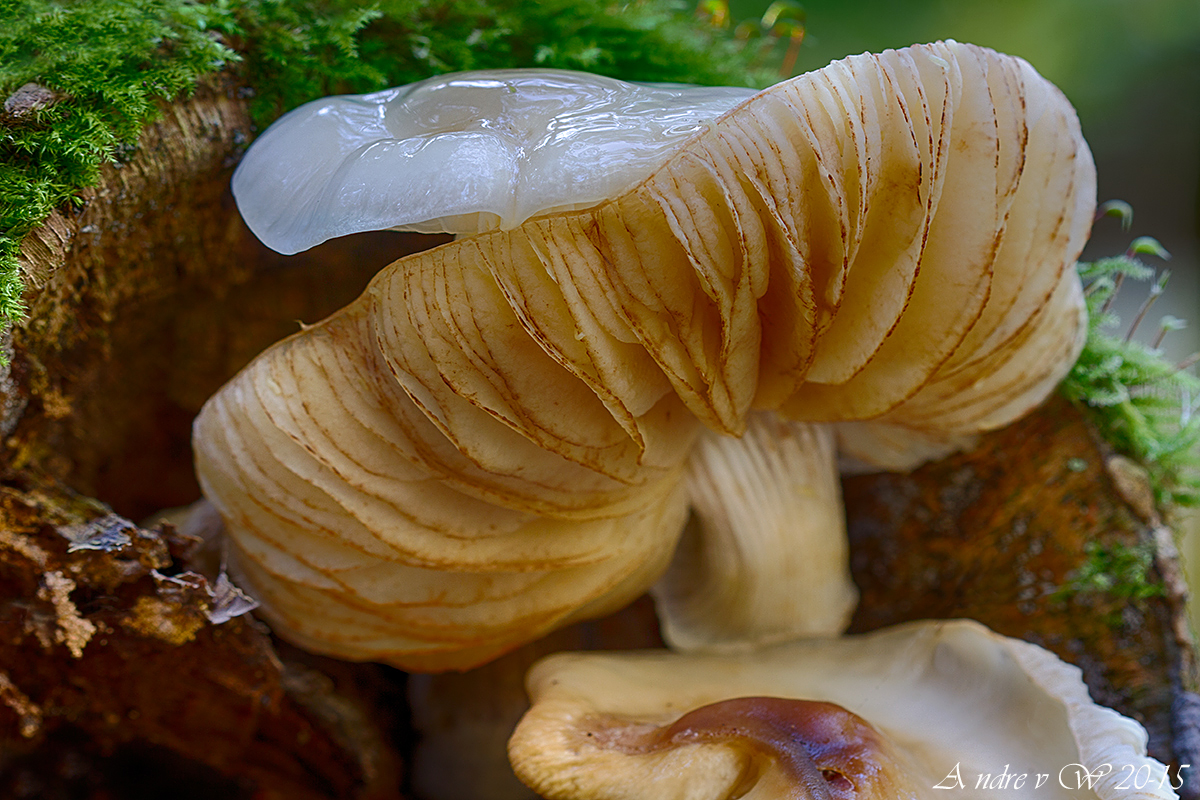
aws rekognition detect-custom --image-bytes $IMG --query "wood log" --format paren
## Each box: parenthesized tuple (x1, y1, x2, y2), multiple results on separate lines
(0, 475, 404, 799)
(8, 76, 444, 522)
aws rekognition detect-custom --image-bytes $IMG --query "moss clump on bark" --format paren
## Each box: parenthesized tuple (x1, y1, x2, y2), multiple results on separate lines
(1063, 244, 1200, 511)
(1, 0, 235, 323)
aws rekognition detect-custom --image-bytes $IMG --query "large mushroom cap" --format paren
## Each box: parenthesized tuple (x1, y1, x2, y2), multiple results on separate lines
(232, 70, 757, 253)
(509, 620, 1174, 800)
(195, 41, 1095, 670)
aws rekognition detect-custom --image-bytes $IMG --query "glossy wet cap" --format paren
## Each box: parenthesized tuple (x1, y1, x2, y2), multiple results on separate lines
(232, 70, 757, 253)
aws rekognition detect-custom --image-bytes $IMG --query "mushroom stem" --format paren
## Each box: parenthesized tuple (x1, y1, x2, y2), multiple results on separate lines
(653, 413, 856, 651)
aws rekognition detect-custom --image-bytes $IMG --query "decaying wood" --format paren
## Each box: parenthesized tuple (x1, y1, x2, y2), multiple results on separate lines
(843, 395, 1198, 770)
(3, 79, 1197, 798)
(0, 475, 402, 799)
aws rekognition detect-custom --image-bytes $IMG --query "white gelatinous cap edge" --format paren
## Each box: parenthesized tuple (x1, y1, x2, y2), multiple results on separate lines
(231, 69, 758, 254)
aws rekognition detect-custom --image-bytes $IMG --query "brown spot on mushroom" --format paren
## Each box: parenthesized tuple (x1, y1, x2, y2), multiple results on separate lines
(610, 697, 905, 800)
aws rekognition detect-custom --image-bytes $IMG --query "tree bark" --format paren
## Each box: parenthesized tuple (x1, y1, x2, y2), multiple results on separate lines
(843, 395, 1199, 771)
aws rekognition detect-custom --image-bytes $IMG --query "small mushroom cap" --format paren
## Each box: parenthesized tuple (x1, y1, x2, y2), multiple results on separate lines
(232, 70, 757, 254)
(509, 620, 1174, 800)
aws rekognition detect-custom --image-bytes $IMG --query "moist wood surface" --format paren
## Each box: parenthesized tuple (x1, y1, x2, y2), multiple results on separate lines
(843, 394, 1197, 769)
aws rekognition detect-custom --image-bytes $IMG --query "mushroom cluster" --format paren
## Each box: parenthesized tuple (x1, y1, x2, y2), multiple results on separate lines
(194, 40, 1095, 671)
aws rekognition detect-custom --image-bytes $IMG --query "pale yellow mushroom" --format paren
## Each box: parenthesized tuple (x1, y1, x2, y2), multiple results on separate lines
(654, 415, 857, 650)
(509, 620, 1175, 800)
(194, 41, 1095, 670)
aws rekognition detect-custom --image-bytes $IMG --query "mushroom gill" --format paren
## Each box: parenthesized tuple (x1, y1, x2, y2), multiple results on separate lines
(194, 41, 1096, 670)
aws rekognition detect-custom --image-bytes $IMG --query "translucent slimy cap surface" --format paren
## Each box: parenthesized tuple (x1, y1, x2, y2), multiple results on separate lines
(233, 70, 758, 254)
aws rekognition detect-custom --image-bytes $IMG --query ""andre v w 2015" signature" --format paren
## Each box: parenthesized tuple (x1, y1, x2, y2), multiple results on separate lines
(932, 762, 1190, 791)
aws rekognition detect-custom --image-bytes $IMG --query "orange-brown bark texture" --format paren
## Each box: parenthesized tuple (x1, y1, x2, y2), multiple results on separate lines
(843, 395, 1197, 770)
(3, 79, 1196, 799)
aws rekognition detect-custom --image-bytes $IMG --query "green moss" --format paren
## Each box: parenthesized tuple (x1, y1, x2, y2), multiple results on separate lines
(1, 0, 778, 330)
(1054, 541, 1166, 602)
(1061, 244, 1200, 511)
(221, 0, 781, 124)
(1052, 540, 1166, 627)
(1, 0, 237, 323)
